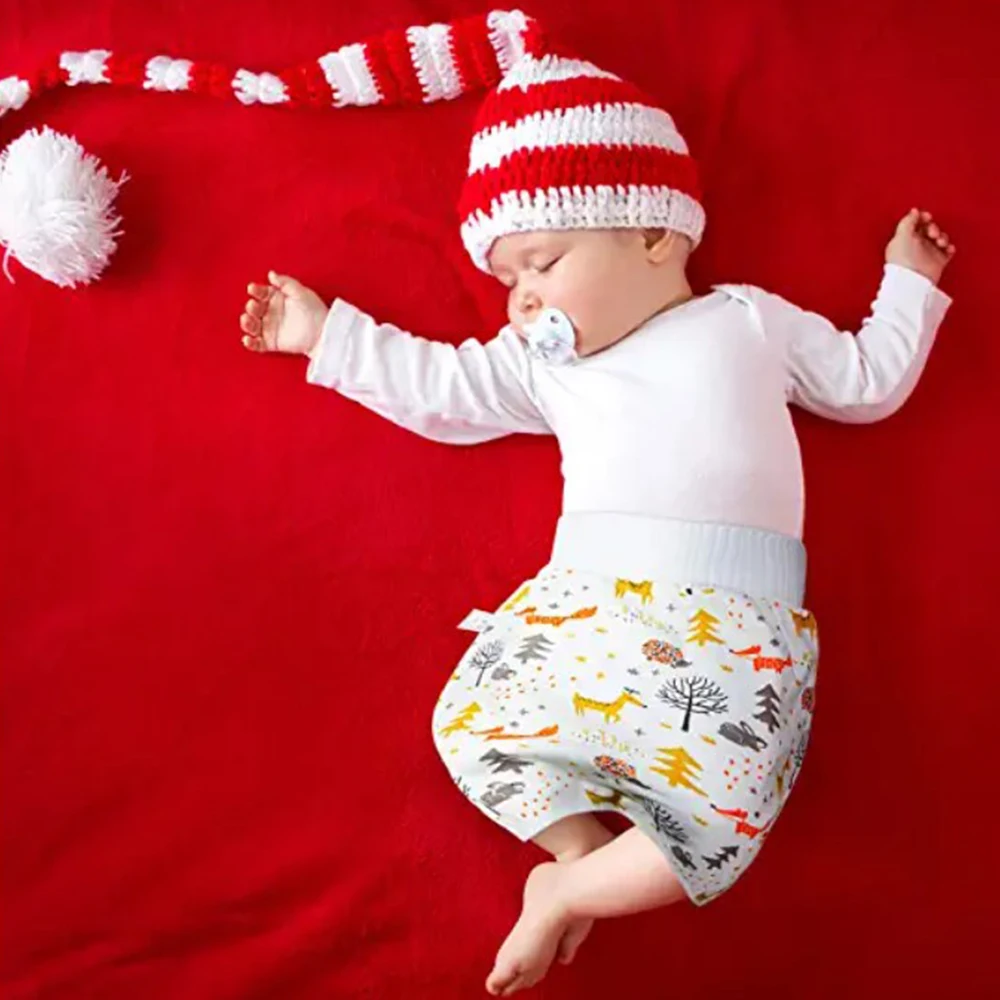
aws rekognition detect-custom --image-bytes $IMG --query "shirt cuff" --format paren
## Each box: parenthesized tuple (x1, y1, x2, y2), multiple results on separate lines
(879, 263, 953, 330)
(305, 297, 363, 388)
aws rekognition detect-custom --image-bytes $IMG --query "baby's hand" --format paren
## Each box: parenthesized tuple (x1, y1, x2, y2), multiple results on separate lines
(885, 208, 957, 285)
(240, 272, 328, 356)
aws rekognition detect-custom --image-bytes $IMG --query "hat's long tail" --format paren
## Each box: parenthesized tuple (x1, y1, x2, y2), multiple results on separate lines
(0, 9, 539, 120)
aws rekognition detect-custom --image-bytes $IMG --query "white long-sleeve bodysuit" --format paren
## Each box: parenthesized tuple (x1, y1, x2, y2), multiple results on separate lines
(305, 263, 952, 542)
(306, 261, 950, 901)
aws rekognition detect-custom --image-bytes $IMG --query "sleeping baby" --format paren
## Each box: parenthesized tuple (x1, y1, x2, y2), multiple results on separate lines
(238, 16, 954, 997)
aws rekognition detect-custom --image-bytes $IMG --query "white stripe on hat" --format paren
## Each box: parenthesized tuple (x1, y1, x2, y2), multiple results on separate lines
(460, 185, 706, 272)
(0, 76, 30, 116)
(468, 103, 689, 175)
(60, 50, 112, 86)
(318, 42, 381, 108)
(232, 70, 288, 106)
(497, 55, 620, 91)
(144, 56, 193, 93)
(408, 23, 463, 102)
(487, 9, 531, 72)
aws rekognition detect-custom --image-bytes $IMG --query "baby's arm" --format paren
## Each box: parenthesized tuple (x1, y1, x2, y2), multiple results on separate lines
(239, 273, 551, 444)
(749, 210, 955, 423)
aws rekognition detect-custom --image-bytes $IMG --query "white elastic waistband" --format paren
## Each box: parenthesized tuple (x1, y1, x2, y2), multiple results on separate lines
(547, 512, 807, 606)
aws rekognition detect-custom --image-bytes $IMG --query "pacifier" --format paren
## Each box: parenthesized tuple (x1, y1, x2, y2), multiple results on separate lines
(523, 307, 579, 365)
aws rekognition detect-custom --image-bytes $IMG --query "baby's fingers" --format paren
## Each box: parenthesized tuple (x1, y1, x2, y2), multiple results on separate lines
(245, 298, 268, 320)
(240, 313, 261, 336)
(897, 207, 920, 234)
(268, 270, 306, 297)
(247, 282, 272, 301)
(924, 225, 956, 253)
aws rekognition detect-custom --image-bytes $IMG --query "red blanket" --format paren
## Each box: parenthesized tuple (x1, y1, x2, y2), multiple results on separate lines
(1, 2, 994, 997)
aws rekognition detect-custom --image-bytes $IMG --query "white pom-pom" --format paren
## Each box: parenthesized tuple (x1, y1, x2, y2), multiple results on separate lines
(0, 127, 127, 288)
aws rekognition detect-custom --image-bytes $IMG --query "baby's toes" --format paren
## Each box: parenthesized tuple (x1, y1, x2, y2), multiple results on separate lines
(485, 965, 518, 996)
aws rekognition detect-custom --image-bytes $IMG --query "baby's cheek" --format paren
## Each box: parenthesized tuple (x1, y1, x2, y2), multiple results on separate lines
(551, 270, 612, 345)
(553, 278, 590, 322)
(568, 290, 610, 343)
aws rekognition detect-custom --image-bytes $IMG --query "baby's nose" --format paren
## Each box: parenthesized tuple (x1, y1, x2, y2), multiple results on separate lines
(517, 290, 542, 319)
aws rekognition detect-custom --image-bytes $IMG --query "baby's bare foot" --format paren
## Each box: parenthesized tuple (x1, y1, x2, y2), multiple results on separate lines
(485, 861, 591, 996)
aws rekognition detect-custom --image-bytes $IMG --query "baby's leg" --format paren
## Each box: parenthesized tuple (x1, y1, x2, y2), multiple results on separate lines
(487, 827, 684, 997)
(532, 813, 615, 862)
(551, 825, 686, 918)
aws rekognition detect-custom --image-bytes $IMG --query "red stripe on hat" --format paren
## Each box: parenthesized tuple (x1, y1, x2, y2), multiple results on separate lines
(27, 57, 66, 95)
(279, 62, 334, 108)
(105, 53, 150, 88)
(458, 144, 702, 220)
(189, 62, 237, 100)
(449, 13, 504, 95)
(521, 20, 548, 59)
(474, 75, 664, 134)
(521, 19, 581, 61)
(365, 29, 424, 106)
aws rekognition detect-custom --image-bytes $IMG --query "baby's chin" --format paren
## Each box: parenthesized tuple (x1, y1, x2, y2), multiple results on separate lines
(578, 327, 630, 357)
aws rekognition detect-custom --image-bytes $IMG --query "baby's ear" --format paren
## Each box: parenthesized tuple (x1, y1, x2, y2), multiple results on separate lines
(645, 228, 685, 264)
(642, 227, 667, 249)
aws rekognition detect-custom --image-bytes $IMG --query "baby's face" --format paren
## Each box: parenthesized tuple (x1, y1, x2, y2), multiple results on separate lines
(487, 228, 688, 358)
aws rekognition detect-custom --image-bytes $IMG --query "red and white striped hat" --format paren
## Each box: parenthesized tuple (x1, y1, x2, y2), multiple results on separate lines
(0, 8, 704, 282)
(456, 17, 705, 271)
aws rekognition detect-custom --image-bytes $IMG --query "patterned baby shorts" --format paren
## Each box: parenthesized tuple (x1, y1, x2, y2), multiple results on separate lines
(431, 513, 818, 905)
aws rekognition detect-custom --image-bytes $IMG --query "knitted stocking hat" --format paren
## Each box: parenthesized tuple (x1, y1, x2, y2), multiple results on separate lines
(0, 8, 704, 286)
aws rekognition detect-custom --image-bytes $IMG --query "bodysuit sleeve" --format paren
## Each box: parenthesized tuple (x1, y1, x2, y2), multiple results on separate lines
(304, 298, 553, 444)
(747, 264, 953, 423)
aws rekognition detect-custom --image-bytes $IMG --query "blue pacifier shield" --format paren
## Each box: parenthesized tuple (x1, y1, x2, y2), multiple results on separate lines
(523, 307, 579, 365)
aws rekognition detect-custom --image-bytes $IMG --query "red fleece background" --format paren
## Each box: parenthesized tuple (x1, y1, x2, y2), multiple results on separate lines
(1, 2, 996, 997)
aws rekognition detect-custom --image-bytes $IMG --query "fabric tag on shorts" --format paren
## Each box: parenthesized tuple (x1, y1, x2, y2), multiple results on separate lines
(458, 609, 496, 632)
